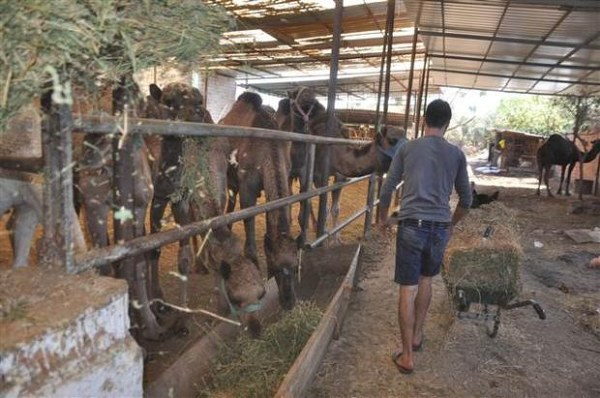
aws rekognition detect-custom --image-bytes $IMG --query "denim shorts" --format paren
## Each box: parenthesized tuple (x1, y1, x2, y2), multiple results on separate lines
(395, 220, 451, 285)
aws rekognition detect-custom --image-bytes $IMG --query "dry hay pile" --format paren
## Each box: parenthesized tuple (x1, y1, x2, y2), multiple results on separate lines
(443, 202, 523, 307)
(1, 0, 231, 131)
(201, 301, 322, 398)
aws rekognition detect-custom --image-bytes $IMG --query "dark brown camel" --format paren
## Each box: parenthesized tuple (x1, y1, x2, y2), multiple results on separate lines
(146, 83, 266, 333)
(536, 134, 600, 197)
(276, 87, 407, 239)
(221, 91, 298, 310)
(72, 77, 162, 339)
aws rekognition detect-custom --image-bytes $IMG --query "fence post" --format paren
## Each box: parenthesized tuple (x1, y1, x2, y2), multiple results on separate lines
(39, 88, 75, 271)
(299, 143, 316, 246)
(363, 173, 377, 236)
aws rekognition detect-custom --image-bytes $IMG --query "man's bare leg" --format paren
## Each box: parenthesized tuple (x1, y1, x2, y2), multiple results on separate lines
(395, 285, 418, 371)
(413, 276, 433, 347)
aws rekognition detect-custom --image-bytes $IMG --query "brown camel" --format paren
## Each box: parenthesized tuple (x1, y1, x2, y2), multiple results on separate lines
(71, 76, 162, 340)
(146, 83, 266, 333)
(221, 91, 299, 310)
(536, 134, 600, 197)
(276, 87, 407, 240)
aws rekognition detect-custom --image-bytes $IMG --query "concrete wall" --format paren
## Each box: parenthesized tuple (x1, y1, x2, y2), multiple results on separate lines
(0, 269, 143, 398)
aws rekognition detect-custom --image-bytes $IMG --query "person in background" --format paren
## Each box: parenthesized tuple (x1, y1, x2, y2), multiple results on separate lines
(378, 99, 472, 374)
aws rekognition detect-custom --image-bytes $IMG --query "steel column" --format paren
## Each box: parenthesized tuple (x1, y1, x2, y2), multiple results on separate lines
(414, 52, 428, 136)
(317, 0, 343, 238)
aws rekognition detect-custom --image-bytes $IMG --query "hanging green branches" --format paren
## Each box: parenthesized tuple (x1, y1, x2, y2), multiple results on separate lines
(0, 0, 232, 131)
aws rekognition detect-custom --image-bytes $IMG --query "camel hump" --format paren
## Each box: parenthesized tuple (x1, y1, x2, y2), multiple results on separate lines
(237, 91, 263, 110)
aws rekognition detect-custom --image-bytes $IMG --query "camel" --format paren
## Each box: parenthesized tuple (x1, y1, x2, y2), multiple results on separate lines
(536, 134, 600, 197)
(68, 76, 164, 340)
(1, 171, 87, 267)
(146, 83, 266, 332)
(275, 87, 407, 239)
(470, 182, 499, 209)
(222, 91, 299, 310)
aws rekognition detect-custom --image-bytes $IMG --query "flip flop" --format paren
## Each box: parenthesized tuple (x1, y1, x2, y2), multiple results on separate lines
(391, 351, 414, 374)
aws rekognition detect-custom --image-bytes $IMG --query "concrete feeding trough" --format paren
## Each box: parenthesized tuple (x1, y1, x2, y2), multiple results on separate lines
(145, 243, 361, 398)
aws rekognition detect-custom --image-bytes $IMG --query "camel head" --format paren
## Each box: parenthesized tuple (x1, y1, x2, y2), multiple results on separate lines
(276, 86, 324, 134)
(207, 230, 266, 337)
(376, 125, 408, 172)
(264, 232, 298, 311)
(147, 82, 208, 122)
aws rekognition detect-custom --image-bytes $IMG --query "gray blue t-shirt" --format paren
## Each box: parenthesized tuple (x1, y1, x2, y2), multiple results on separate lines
(379, 135, 472, 222)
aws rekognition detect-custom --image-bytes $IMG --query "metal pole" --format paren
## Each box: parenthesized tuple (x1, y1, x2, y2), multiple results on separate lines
(382, 0, 396, 126)
(404, 3, 422, 135)
(414, 52, 428, 136)
(317, 0, 343, 238)
(374, 0, 393, 134)
(421, 56, 431, 136)
(363, 173, 377, 236)
(39, 80, 75, 271)
(404, 26, 418, 136)
(299, 143, 316, 246)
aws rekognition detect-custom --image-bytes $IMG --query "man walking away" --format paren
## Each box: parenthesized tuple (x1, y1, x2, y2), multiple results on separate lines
(378, 99, 472, 374)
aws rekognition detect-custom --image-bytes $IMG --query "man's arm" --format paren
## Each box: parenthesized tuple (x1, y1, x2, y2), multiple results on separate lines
(377, 147, 404, 225)
(453, 150, 472, 226)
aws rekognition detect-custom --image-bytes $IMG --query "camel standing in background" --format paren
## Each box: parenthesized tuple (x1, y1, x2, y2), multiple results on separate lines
(222, 92, 299, 310)
(276, 87, 407, 240)
(536, 134, 600, 197)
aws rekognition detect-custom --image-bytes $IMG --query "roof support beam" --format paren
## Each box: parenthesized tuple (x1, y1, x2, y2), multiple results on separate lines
(427, 53, 594, 70)
(418, 29, 600, 49)
(430, 68, 600, 85)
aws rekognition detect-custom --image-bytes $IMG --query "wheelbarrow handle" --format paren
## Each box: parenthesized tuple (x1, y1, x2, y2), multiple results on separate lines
(504, 299, 546, 320)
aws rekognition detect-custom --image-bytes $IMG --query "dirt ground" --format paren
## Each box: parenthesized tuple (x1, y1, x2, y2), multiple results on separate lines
(1, 158, 599, 396)
(309, 159, 600, 398)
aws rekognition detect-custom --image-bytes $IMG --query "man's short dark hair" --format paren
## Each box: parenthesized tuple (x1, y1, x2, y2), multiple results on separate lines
(425, 99, 452, 129)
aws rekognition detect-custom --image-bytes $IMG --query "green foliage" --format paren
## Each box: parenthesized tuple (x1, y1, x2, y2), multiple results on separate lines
(492, 95, 572, 135)
(552, 96, 600, 134)
(1, 0, 231, 131)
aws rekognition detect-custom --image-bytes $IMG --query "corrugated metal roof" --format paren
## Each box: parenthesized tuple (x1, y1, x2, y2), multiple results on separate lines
(404, 0, 600, 95)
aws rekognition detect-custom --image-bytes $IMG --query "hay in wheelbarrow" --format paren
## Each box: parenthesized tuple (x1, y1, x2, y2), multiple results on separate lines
(443, 202, 523, 307)
(200, 301, 322, 398)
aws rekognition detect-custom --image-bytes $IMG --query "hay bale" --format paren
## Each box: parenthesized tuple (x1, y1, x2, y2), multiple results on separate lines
(443, 202, 523, 306)
(202, 301, 322, 398)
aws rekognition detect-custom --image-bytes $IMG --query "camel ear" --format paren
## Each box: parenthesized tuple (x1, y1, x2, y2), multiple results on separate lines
(149, 84, 162, 101)
(219, 261, 232, 280)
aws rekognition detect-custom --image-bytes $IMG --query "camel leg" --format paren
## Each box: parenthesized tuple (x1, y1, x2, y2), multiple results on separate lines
(536, 163, 543, 196)
(172, 200, 193, 307)
(330, 186, 343, 245)
(557, 165, 566, 195)
(565, 162, 576, 196)
(11, 205, 38, 268)
(82, 199, 111, 275)
(543, 166, 554, 197)
(148, 195, 169, 300)
(239, 180, 260, 267)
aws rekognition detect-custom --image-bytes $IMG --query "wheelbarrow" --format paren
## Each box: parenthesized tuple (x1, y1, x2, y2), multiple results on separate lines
(447, 283, 546, 338)
(444, 226, 546, 338)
